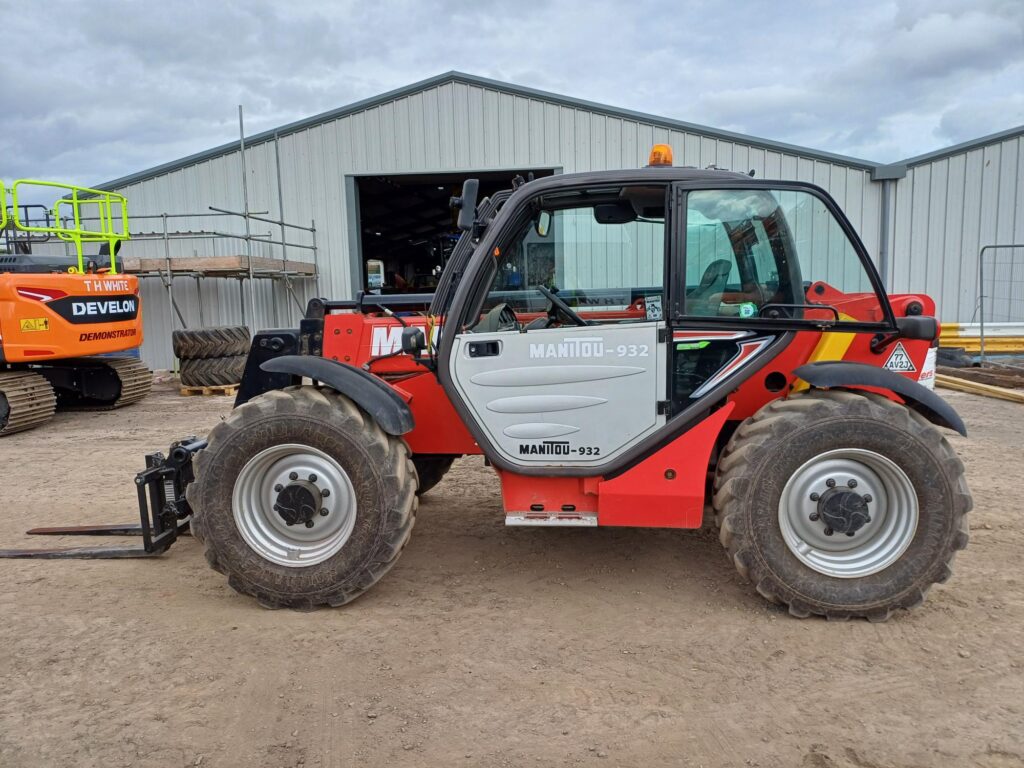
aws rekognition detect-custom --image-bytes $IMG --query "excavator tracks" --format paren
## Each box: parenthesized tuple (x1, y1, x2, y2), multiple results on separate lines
(0, 371, 57, 436)
(102, 357, 154, 409)
(49, 357, 154, 411)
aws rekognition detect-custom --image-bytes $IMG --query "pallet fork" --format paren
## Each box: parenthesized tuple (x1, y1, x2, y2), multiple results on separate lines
(0, 438, 205, 559)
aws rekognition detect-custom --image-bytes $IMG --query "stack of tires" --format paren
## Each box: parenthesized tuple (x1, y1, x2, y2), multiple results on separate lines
(172, 326, 251, 388)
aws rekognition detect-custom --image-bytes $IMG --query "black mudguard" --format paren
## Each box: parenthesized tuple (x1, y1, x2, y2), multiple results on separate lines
(239, 354, 414, 436)
(794, 361, 966, 436)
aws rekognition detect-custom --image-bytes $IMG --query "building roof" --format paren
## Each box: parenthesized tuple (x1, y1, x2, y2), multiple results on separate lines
(94, 71, 1024, 190)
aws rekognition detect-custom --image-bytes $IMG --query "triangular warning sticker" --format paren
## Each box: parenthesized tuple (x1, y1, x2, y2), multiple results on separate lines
(884, 342, 916, 373)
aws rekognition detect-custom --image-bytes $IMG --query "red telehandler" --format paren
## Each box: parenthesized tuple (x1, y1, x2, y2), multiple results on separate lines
(0, 148, 970, 621)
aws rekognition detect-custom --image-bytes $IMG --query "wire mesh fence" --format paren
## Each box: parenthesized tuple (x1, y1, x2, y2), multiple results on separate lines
(979, 244, 1024, 362)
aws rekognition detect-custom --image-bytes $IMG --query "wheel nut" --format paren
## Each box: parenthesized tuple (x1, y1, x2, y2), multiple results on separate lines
(320, 508, 329, 516)
(847, 479, 858, 488)
(274, 484, 283, 492)
(289, 472, 298, 481)
(826, 478, 836, 488)
(321, 489, 331, 498)
(846, 531, 855, 537)
(863, 494, 873, 503)
(824, 527, 834, 536)
(809, 512, 820, 522)
(308, 474, 318, 483)
(810, 492, 820, 502)
(304, 520, 314, 528)
(273, 504, 281, 512)
(865, 516, 871, 523)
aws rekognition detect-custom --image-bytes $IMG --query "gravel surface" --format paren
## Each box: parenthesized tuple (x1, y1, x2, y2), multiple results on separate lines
(0, 384, 1020, 767)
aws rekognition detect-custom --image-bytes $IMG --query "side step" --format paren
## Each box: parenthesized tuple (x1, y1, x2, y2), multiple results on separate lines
(0, 437, 205, 559)
(505, 511, 598, 527)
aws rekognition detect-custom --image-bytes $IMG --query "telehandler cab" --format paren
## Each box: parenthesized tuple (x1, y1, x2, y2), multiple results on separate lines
(1, 148, 971, 620)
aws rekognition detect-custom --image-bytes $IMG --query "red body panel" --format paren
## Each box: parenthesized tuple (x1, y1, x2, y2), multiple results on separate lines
(496, 403, 733, 529)
(596, 402, 734, 527)
(317, 287, 937, 528)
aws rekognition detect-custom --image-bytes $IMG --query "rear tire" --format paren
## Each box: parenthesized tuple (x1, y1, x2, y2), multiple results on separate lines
(180, 355, 247, 387)
(187, 386, 417, 609)
(172, 326, 250, 359)
(411, 455, 455, 495)
(713, 389, 971, 621)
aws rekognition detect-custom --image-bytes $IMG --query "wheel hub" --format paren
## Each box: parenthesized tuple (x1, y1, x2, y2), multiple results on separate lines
(274, 481, 321, 528)
(232, 444, 357, 567)
(817, 486, 871, 535)
(778, 449, 919, 578)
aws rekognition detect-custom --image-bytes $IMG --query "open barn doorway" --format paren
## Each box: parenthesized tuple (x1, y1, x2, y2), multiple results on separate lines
(354, 169, 556, 294)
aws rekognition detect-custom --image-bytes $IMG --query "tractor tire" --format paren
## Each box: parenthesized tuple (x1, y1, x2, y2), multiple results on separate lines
(186, 386, 417, 609)
(179, 355, 247, 387)
(412, 455, 455, 495)
(713, 389, 971, 621)
(172, 326, 250, 360)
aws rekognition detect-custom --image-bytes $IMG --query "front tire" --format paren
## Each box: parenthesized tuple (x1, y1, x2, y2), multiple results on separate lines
(187, 386, 417, 609)
(713, 389, 971, 621)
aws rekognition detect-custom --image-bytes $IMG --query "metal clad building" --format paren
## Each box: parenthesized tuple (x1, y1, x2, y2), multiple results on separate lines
(93, 72, 1023, 369)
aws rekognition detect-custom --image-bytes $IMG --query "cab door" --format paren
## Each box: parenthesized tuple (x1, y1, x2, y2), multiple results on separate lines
(446, 186, 671, 471)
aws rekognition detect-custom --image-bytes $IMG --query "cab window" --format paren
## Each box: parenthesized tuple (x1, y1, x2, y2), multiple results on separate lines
(479, 186, 667, 328)
(684, 189, 884, 325)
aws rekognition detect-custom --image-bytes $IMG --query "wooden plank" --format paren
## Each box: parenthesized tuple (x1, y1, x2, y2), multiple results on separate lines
(937, 366, 1024, 389)
(936, 373, 1024, 404)
(122, 255, 316, 276)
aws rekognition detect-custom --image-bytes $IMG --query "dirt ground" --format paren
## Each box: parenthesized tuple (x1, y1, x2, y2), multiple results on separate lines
(0, 384, 1021, 768)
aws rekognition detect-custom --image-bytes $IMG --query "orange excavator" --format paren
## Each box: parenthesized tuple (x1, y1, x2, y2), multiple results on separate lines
(0, 180, 151, 436)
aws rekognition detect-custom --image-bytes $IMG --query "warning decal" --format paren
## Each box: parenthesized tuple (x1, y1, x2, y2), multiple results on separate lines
(19, 318, 50, 332)
(884, 341, 917, 373)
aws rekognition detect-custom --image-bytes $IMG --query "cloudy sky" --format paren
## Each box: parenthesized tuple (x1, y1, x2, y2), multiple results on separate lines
(2, 0, 1022, 194)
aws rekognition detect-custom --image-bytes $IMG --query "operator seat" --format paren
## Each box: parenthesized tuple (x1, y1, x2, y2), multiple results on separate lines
(687, 259, 733, 316)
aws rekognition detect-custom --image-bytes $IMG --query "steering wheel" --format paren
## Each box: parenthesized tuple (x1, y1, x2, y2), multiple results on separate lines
(537, 285, 588, 327)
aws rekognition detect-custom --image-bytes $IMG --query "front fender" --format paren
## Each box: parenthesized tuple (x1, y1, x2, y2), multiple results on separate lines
(251, 355, 414, 436)
(793, 361, 966, 436)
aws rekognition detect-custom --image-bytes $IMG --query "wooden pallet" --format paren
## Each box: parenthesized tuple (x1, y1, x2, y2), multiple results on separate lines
(179, 383, 239, 397)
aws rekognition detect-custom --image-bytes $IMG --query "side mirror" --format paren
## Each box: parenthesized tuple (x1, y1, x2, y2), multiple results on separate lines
(533, 210, 552, 238)
(451, 179, 480, 232)
(401, 326, 426, 355)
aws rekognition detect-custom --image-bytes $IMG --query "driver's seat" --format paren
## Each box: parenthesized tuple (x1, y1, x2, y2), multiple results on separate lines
(687, 259, 733, 316)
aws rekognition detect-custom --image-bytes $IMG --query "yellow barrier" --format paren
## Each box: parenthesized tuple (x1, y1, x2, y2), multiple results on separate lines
(940, 323, 1024, 353)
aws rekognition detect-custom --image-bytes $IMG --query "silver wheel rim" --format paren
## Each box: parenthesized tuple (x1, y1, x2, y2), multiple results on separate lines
(232, 443, 357, 568)
(778, 448, 918, 578)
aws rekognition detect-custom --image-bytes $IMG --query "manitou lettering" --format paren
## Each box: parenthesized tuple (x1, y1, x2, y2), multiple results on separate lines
(370, 324, 441, 357)
(529, 337, 605, 359)
(519, 441, 571, 456)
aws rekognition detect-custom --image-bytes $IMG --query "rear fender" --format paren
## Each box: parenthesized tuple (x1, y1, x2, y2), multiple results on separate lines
(233, 329, 414, 436)
(793, 361, 966, 436)
(251, 355, 414, 436)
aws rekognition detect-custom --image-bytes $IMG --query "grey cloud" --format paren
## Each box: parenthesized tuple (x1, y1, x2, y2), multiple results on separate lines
(1, 0, 1021, 200)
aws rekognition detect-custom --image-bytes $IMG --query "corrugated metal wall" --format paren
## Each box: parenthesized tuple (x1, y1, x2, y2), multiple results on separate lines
(110, 80, 889, 368)
(885, 134, 1024, 323)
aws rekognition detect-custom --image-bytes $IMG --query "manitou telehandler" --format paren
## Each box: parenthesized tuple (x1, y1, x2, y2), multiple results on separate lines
(0, 148, 971, 620)
(0, 180, 151, 435)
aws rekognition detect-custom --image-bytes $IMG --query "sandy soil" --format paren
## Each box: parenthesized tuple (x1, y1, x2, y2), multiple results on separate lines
(0, 384, 1021, 768)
